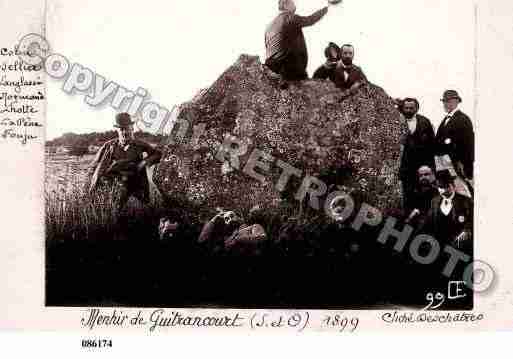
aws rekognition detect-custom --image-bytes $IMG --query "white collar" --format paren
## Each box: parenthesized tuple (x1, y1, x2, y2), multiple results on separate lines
(118, 140, 132, 150)
(439, 191, 455, 216)
(439, 190, 456, 202)
(446, 108, 459, 117)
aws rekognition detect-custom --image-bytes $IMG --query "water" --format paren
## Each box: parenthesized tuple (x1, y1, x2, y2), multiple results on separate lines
(45, 153, 159, 197)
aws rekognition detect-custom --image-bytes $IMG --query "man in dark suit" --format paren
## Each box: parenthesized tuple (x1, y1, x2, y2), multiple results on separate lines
(421, 170, 473, 250)
(87, 113, 162, 211)
(435, 90, 475, 185)
(265, 0, 330, 85)
(418, 170, 473, 308)
(399, 98, 436, 211)
(313, 42, 340, 81)
(332, 44, 367, 98)
(405, 165, 438, 229)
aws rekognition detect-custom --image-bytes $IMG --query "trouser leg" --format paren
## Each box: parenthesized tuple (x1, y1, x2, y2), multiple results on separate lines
(114, 182, 130, 212)
(402, 179, 416, 212)
(266, 55, 308, 82)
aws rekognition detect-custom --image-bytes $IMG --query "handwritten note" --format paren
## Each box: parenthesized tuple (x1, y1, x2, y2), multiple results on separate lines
(0, 45, 44, 145)
(80, 309, 360, 333)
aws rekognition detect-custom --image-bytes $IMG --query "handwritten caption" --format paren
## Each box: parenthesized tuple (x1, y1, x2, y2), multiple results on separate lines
(382, 311, 484, 324)
(1, 45, 44, 145)
(80, 309, 360, 333)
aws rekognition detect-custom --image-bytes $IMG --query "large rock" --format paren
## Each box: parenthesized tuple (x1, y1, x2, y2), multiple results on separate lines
(154, 55, 407, 218)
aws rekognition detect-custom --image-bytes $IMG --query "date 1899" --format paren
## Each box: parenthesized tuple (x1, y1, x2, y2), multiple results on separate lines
(322, 314, 359, 332)
(81, 339, 113, 349)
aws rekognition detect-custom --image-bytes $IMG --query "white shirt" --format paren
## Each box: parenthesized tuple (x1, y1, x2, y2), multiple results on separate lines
(439, 191, 456, 216)
(338, 63, 350, 81)
(406, 115, 417, 134)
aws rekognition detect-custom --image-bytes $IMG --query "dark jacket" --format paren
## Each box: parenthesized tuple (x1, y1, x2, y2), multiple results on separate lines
(312, 63, 337, 81)
(407, 186, 439, 228)
(435, 110, 474, 179)
(265, 8, 328, 79)
(87, 138, 162, 199)
(332, 63, 367, 90)
(400, 114, 436, 182)
(411, 186, 439, 214)
(419, 193, 473, 248)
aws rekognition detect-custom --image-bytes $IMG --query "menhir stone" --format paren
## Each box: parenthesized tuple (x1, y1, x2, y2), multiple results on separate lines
(153, 55, 407, 219)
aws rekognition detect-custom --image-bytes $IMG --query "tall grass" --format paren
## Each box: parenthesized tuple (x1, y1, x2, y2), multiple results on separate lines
(45, 153, 165, 241)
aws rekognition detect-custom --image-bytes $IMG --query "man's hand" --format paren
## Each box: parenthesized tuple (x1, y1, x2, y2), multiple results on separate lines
(349, 81, 362, 95)
(340, 90, 351, 100)
(405, 209, 421, 224)
(455, 231, 471, 248)
(328, 0, 343, 7)
(455, 161, 466, 178)
(136, 160, 147, 172)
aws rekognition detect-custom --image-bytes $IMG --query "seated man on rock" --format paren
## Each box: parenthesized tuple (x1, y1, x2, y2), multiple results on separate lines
(333, 44, 367, 98)
(265, 0, 331, 87)
(313, 42, 341, 81)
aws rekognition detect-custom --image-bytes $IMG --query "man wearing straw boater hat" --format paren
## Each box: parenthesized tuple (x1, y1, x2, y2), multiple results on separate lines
(435, 90, 475, 195)
(87, 113, 162, 210)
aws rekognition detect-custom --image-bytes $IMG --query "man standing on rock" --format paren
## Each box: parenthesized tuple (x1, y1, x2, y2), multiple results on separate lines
(265, 0, 333, 85)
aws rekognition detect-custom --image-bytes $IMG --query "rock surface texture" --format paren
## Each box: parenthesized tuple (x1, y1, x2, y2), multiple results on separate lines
(154, 55, 407, 217)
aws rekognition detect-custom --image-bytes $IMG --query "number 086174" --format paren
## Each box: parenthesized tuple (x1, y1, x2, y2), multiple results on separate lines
(81, 339, 112, 348)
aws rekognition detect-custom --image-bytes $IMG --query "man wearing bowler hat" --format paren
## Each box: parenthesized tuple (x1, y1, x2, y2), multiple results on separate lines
(87, 112, 162, 210)
(435, 90, 475, 187)
(420, 170, 473, 249)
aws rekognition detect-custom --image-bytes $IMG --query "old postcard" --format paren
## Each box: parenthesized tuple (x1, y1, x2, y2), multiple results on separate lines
(1, 0, 513, 339)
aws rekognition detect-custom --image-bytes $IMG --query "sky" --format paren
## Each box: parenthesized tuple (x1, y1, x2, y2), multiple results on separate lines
(45, 0, 476, 139)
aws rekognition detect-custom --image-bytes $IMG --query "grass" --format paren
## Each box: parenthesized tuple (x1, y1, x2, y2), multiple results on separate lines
(45, 153, 168, 242)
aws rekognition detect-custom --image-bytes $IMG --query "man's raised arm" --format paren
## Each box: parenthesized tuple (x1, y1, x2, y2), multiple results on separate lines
(294, 7, 328, 27)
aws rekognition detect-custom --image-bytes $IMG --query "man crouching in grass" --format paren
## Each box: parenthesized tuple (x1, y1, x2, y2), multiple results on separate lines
(87, 112, 162, 212)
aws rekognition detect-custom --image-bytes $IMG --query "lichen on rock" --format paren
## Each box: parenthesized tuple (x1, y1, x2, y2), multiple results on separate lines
(154, 54, 407, 218)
